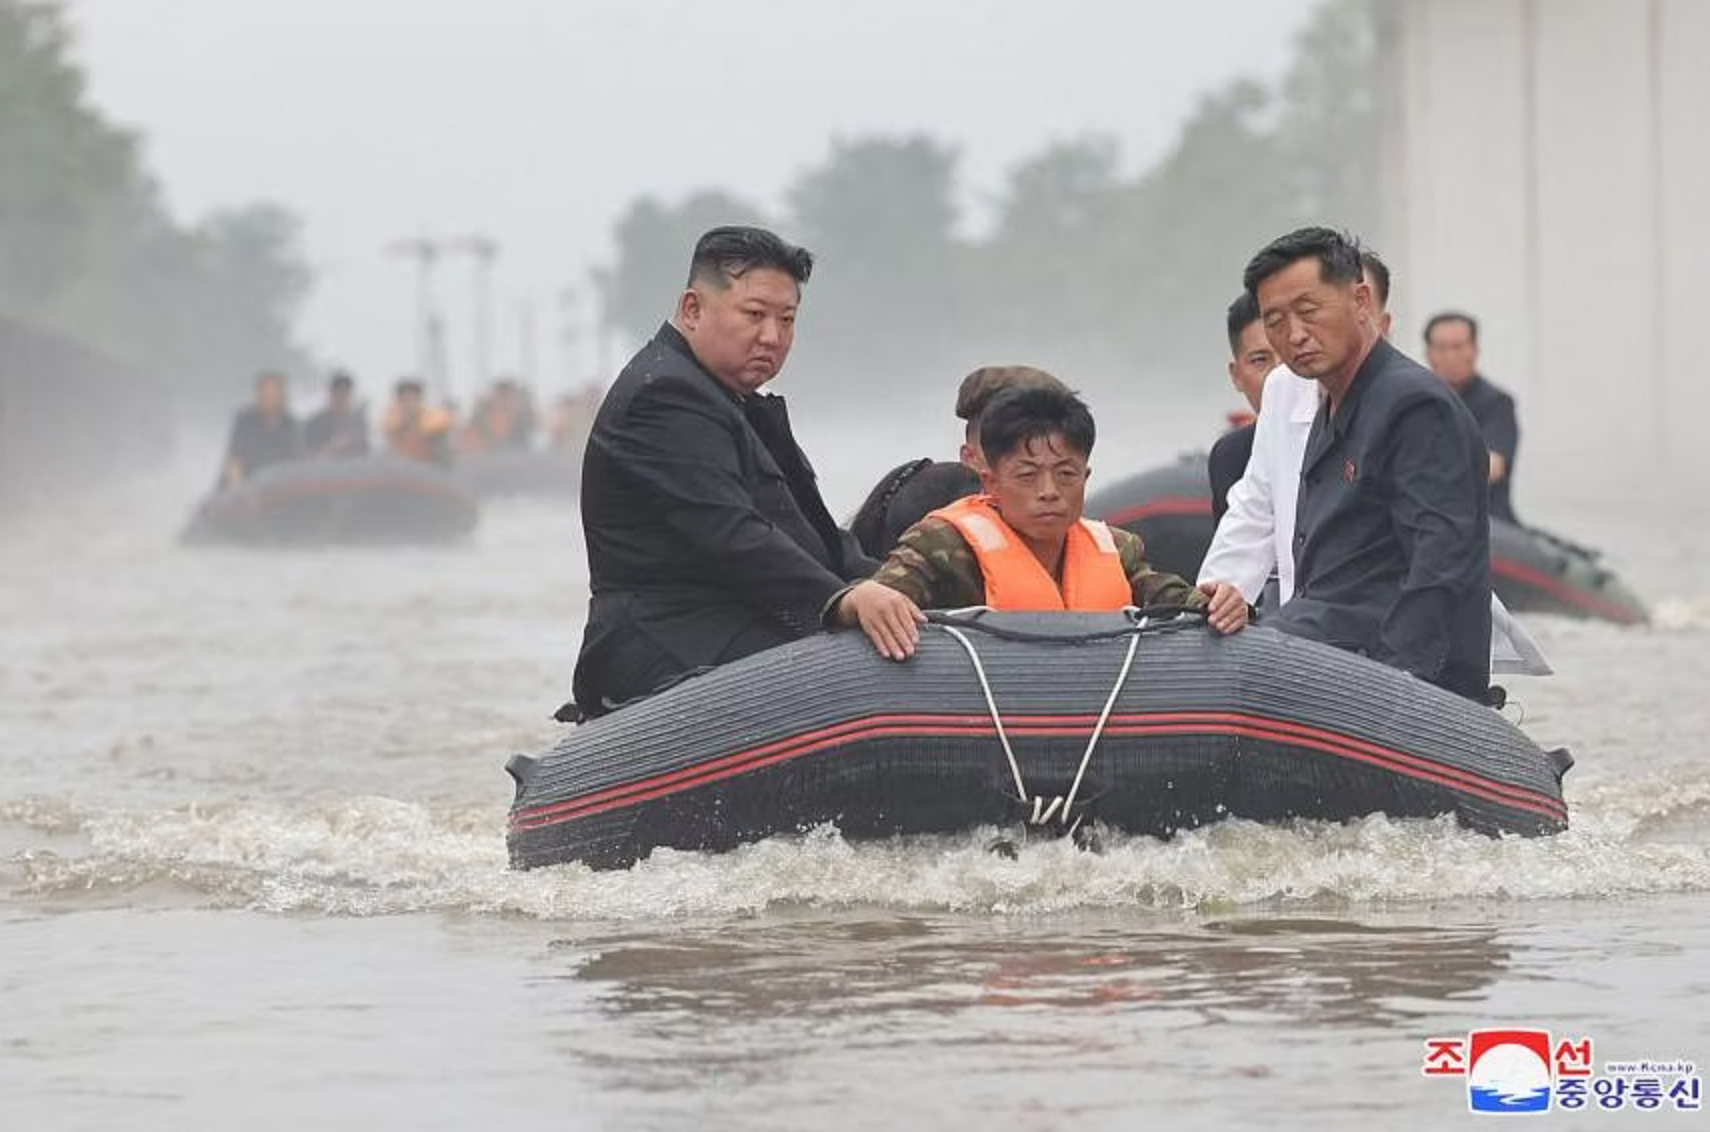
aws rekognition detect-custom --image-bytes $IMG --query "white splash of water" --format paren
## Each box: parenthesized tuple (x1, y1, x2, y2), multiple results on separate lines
(8, 780, 1710, 922)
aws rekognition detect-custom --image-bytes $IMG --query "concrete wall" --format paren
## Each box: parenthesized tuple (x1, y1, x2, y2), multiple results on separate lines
(0, 314, 172, 514)
(1382, 0, 1708, 508)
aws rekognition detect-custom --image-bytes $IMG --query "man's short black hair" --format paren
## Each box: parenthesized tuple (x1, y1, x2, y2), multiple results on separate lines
(329, 371, 354, 393)
(1225, 291, 1261, 355)
(687, 226, 814, 290)
(978, 385, 1096, 466)
(1423, 310, 1480, 346)
(1360, 249, 1391, 308)
(1243, 226, 1366, 298)
(395, 378, 424, 397)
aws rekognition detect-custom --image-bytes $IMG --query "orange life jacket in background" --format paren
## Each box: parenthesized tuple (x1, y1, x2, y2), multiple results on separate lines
(928, 495, 1131, 612)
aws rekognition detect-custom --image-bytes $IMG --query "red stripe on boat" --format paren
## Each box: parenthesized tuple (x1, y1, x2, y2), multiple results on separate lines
(510, 710, 1566, 831)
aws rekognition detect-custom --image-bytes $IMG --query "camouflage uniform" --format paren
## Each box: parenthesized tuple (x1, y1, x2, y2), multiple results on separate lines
(868, 515, 1208, 612)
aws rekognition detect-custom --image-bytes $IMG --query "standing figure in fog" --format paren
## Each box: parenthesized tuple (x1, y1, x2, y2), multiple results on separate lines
(303, 371, 370, 459)
(220, 371, 301, 488)
(383, 379, 456, 466)
(1425, 311, 1521, 524)
(570, 226, 882, 719)
(1244, 227, 1493, 701)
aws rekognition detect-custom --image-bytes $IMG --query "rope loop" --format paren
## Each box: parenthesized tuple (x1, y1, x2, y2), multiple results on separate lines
(934, 612, 1146, 831)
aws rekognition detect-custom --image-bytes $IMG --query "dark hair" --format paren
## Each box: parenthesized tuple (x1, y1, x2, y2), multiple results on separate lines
(978, 385, 1096, 465)
(395, 378, 424, 397)
(687, 226, 814, 290)
(849, 458, 981, 559)
(1225, 291, 1261, 354)
(1423, 310, 1479, 346)
(1360, 249, 1391, 308)
(1243, 226, 1365, 297)
(329, 371, 354, 392)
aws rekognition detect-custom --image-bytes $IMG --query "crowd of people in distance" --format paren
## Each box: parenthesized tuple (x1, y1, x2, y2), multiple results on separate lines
(567, 223, 1550, 724)
(217, 372, 604, 488)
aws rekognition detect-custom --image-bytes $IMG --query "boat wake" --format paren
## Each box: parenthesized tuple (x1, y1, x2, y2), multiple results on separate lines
(6, 776, 1710, 921)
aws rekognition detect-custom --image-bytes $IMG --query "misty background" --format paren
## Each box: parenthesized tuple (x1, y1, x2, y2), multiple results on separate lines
(1, 0, 1375, 509)
(3, 0, 1699, 515)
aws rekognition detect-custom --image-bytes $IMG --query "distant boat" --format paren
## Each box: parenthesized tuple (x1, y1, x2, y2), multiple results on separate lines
(454, 448, 580, 500)
(182, 456, 479, 547)
(1087, 454, 1648, 626)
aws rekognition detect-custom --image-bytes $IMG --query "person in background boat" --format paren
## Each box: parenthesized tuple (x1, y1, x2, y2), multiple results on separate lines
(1425, 311, 1521, 524)
(382, 379, 456, 466)
(302, 371, 369, 459)
(570, 226, 878, 718)
(219, 370, 301, 489)
(848, 365, 1067, 559)
(1243, 226, 1492, 701)
(832, 384, 1248, 659)
(462, 378, 537, 454)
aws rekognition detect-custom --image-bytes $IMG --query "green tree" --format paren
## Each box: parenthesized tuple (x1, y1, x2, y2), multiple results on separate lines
(598, 189, 771, 345)
(783, 135, 965, 373)
(0, 0, 315, 406)
(975, 137, 1132, 350)
(0, 2, 140, 310)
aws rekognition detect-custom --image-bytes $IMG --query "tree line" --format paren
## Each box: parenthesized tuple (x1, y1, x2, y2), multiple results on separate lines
(0, 1, 312, 407)
(594, 0, 1381, 409)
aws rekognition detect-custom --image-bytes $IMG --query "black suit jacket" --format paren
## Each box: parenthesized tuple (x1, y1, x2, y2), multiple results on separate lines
(1208, 422, 1256, 522)
(1457, 374, 1520, 523)
(572, 323, 875, 713)
(1274, 338, 1493, 700)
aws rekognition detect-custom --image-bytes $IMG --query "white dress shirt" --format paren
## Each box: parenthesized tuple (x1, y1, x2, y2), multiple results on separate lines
(1199, 365, 1318, 604)
(1198, 365, 1551, 677)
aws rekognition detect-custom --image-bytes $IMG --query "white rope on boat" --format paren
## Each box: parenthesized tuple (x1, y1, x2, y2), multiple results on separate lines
(934, 612, 1147, 829)
(937, 623, 1029, 803)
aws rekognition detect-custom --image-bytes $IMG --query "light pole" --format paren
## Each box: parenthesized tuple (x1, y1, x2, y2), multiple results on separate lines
(449, 235, 499, 400)
(386, 236, 447, 401)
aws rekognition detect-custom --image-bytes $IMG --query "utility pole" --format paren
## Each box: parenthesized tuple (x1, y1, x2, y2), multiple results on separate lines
(448, 235, 499, 400)
(385, 236, 447, 401)
(558, 285, 584, 389)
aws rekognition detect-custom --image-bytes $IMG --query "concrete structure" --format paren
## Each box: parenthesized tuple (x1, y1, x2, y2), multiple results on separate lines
(0, 313, 170, 514)
(1381, 0, 1708, 506)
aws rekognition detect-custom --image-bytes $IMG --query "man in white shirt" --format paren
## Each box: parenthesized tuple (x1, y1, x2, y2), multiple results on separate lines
(1198, 253, 1549, 677)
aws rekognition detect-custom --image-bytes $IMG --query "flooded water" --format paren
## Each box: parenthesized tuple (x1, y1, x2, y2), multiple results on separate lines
(3, 457, 1708, 1131)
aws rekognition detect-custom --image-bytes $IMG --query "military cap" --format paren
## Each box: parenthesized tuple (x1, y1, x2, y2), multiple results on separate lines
(954, 365, 1069, 422)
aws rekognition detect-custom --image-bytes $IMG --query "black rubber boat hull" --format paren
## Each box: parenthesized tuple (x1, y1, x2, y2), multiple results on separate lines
(506, 614, 1570, 871)
(1087, 457, 1648, 625)
(455, 450, 580, 500)
(182, 456, 480, 547)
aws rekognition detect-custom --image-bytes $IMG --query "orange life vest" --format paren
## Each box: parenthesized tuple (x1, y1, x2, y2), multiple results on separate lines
(928, 495, 1131, 612)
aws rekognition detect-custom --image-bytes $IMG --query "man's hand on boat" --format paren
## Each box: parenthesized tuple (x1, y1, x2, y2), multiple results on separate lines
(832, 579, 1247, 661)
(832, 581, 928, 660)
(1199, 580, 1249, 634)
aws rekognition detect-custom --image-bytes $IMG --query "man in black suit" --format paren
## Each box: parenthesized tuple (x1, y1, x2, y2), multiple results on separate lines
(1207, 291, 1272, 521)
(1425, 311, 1522, 523)
(571, 226, 903, 717)
(1244, 227, 1492, 701)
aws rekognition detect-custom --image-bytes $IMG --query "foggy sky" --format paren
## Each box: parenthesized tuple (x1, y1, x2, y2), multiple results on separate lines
(64, 0, 1316, 401)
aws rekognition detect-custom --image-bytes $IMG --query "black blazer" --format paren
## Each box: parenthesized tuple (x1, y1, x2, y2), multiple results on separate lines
(1208, 422, 1256, 522)
(1274, 338, 1493, 700)
(573, 323, 874, 712)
